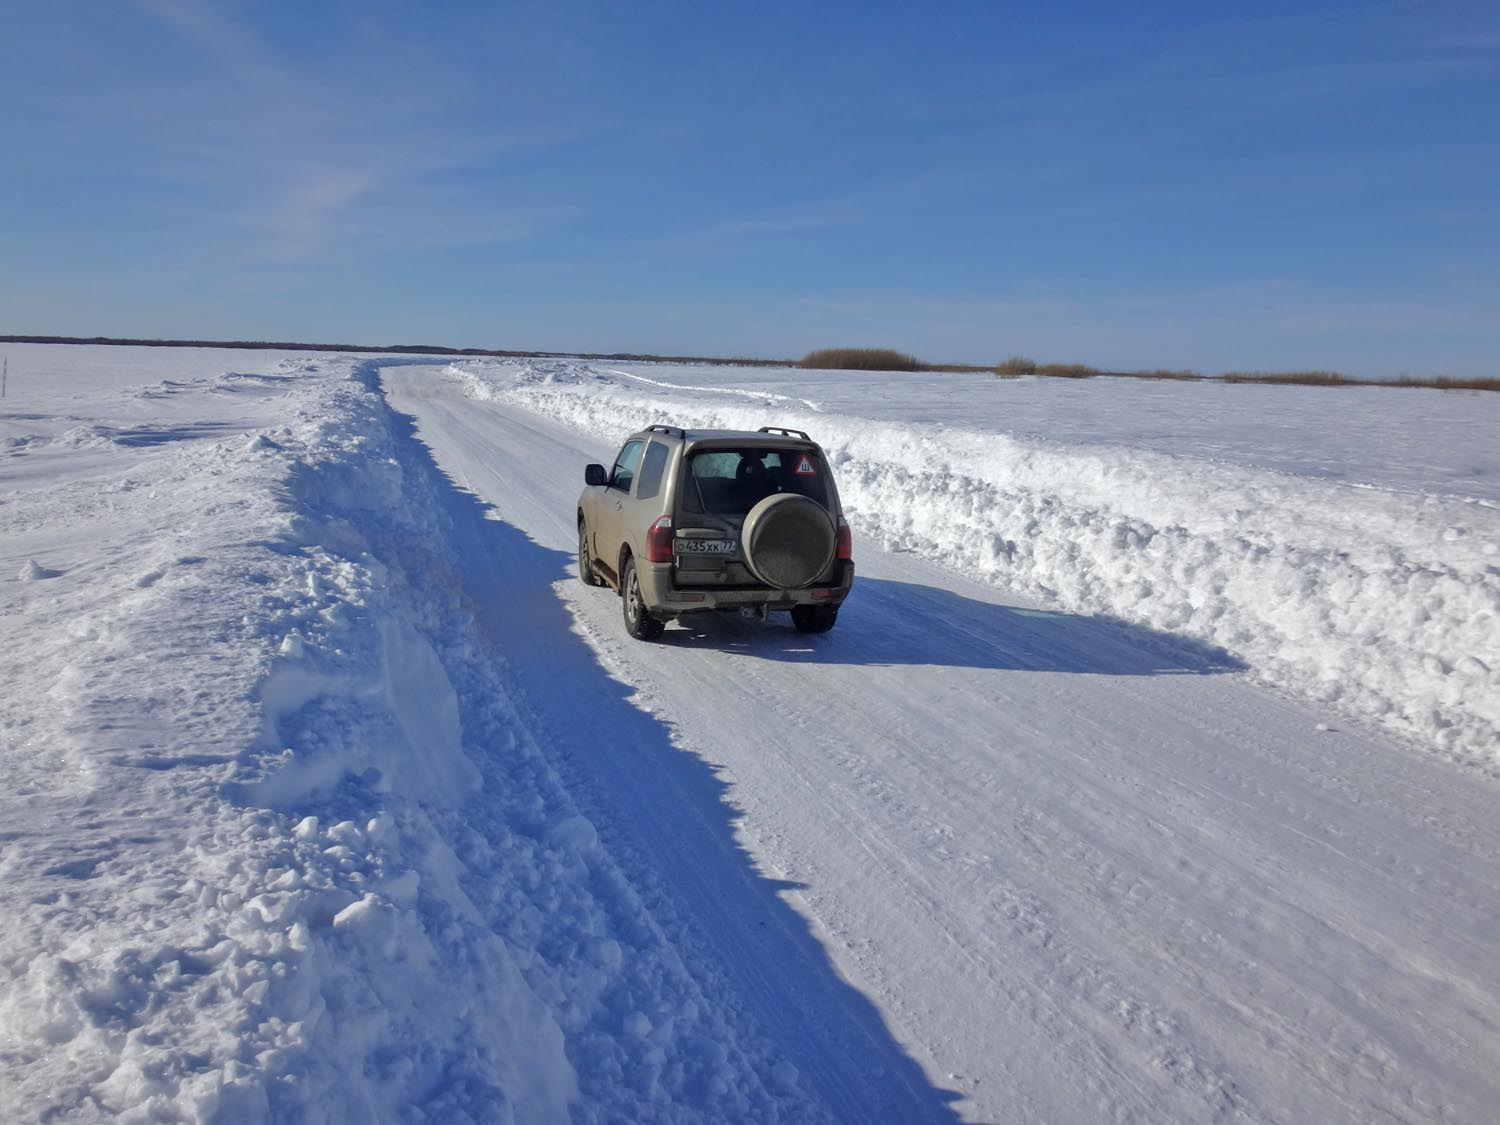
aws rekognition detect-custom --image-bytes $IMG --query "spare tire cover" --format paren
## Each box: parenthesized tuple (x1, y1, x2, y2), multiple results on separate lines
(741, 493, 836, 589)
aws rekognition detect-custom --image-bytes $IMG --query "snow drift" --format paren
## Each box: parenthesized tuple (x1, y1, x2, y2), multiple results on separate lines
(451, 359, 1500, 767)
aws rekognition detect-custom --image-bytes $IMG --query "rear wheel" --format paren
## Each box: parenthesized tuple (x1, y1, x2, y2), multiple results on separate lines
(791, 605, 838, 634)
(578, 519, 604, 587)
(622, 556, 665, 640)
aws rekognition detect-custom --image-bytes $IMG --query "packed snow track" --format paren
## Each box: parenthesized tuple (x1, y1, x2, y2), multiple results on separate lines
(382, 362, 1500, 1123)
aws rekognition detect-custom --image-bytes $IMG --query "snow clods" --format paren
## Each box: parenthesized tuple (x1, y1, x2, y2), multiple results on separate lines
(1, 358, 814, 1121)
(17, 558, 61, 581)
(453, 360, 1500, 767)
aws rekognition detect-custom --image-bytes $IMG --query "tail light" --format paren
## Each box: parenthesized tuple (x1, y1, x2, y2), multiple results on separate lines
(835, 519, 852, 561)
(646, 516, 674, 563)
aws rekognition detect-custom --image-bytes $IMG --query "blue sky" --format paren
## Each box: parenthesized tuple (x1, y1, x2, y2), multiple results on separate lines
(2, 0, 1497, 374)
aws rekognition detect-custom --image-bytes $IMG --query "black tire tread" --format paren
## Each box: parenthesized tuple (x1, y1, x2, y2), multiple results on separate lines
(578, 520, 605, 587)
(622, 556, 665, 640)
(791, 605, 838, 634)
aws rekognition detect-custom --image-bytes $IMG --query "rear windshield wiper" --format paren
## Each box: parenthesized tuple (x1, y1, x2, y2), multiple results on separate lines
(692, 464, 711, 514)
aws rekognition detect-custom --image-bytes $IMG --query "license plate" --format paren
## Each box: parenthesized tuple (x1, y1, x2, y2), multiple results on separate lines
(676, 538, 736, 554)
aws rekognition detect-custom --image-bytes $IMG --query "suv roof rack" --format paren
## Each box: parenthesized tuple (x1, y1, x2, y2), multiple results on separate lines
(644, 424, 686, 438)
(757, 426, 811, 441)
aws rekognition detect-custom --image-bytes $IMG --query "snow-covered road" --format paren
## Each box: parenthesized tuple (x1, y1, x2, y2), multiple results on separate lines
(4, 346, 1496, 1122)
(382, 364, 1500, 1123)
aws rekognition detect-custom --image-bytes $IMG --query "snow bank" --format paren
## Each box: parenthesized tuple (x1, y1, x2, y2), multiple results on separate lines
(1, 355, 819, 1120)
(451, 360, 1500, 768)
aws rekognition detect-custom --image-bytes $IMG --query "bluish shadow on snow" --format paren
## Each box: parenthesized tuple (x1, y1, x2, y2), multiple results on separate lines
(659, 578, 1247, 676)
(365, 367, 963, 1122)
(96, 421, 250, 446)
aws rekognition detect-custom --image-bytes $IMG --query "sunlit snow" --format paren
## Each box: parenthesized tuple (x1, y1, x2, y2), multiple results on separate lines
(3, 344, 1498, 1122)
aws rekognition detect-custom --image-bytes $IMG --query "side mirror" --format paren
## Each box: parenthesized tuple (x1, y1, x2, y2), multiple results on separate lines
(584, 463, 608, 487)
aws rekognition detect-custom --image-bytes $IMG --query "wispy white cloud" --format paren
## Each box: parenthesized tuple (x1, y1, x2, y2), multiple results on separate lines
(254, 170, 375, 260)
(132, 0, 286, 85)
(125, 0, 581, 259)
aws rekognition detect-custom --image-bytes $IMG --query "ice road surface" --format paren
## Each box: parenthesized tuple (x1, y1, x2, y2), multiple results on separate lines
(0, 343, 1496, 1123)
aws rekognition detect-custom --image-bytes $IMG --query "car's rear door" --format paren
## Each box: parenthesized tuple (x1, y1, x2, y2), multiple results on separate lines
(674, 443, 831, 586)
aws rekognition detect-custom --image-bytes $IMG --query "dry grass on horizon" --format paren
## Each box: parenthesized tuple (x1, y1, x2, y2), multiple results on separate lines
(996, 358, 1498, 392)
(1221, 370, 1351, 386)
(800, 347, 924, 372)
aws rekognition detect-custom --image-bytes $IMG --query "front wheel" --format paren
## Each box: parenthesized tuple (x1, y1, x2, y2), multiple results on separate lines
(622, 556, 665, 640)
(791, 605, 838, 634)
(578, 520, 604, 587)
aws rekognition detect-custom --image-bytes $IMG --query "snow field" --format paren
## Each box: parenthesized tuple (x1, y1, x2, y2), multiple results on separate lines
(1, 355, 820, 1121)
(451, 360, 1500, 767)
(619, 362, 1500, 501)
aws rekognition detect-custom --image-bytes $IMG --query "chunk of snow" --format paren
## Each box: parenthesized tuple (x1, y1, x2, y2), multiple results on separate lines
(546, 815, 599, 855)
(18, 559, 60, 581)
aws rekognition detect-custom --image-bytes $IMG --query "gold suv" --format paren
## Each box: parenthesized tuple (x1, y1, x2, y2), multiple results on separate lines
(578, 425, 854, 640)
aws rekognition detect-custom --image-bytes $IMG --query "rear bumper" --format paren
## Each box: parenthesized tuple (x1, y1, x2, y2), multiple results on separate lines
(639, 560, 854, 618)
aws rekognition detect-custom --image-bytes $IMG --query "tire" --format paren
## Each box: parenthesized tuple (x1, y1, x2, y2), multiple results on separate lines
(578, 519, 604, 587)
(621, 556, 665, 640)
(791, 605, 838, 634)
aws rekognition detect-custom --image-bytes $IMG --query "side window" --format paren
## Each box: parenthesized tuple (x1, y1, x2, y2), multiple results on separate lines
(635, 440, 669, 501)
(609, 440, 645, 493)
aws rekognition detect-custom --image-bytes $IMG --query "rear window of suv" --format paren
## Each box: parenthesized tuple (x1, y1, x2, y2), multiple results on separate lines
(682, 447, 830, 516)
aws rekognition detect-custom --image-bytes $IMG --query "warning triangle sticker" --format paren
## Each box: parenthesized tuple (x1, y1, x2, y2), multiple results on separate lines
(795, 455, 816, 475)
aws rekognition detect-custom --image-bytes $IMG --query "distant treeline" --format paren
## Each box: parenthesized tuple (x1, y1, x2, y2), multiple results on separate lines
(991, 356, 1500, 391)
(7, 335, 1494, 390)
(0, 335, 794, 368)
(799, 348, 1498, 391)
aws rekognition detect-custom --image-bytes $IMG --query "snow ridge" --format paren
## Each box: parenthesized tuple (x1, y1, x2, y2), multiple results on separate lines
(450, 359, 1500, 768)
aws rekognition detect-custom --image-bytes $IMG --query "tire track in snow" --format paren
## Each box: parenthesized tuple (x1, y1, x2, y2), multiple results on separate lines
(612, 370, 824, 413)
